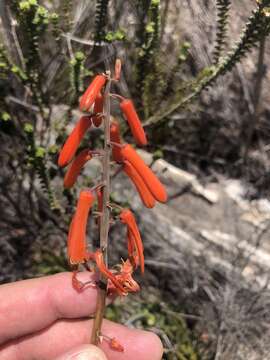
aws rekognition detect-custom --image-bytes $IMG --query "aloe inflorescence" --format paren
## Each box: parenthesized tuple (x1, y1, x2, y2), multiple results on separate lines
(58, 60, 167, 351)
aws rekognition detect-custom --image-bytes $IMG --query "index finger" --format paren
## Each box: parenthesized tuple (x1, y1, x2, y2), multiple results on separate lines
(0, 272, 101, 345)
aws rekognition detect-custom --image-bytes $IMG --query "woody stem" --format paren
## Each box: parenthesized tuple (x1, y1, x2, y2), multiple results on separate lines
(90, 73, 111, 345)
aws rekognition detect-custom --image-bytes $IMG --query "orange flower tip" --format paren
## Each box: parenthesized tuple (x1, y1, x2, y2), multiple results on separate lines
(58, 116, 92, 168)
(120, 208, 130, 222)
(72, 273, 84, 292)
(63, 149, 92, 188)
(121, 144, 167, 203)
(58, 151, 70, 167)
(110, 338, 124, 352)
(80, 189, 95, 202)
(79, 75, 107, 112)
(58, 156, 67, 168)
(123, 160, 156, 208)
(160, 193, 168, 203)
(120, 99, 147, 146)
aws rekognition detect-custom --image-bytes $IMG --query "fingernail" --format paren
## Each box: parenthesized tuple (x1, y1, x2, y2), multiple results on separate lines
(72, 350, 101, 360)
(71, 347, 107, 360)
(57, 344, 107, 360)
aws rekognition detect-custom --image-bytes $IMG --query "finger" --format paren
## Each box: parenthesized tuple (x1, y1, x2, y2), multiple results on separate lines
(0, 319, 163, 360)
(55, 344, 107, 360)
(0, 272, 104, 345)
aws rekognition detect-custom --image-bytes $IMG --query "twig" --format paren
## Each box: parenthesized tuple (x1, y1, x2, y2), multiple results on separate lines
(160, 0, 170, 42)
(6, 5, 26, 71)
(236, 64, 254, 116)
(214, 286, 231, 360)
(160, 303, 201, 320)
(90, 73, 111, 345)
(63, 33, 106, 47)
(66, 35, 75, 60)
(125, 313, 147, 327)
(6, 96, 40, 112)
(145, 259, 179, 270)
(149, 327, 176, 356)
(243, 37, 266, 162)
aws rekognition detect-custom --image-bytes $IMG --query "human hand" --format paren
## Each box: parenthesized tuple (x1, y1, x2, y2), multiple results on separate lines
(0, 272, 163, 360)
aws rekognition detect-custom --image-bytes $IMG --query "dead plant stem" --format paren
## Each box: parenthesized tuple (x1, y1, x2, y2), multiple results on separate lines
(243, 37, 265, 162)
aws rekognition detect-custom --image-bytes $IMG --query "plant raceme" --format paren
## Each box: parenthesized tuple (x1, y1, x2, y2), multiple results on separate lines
(58, 62, 167, 351)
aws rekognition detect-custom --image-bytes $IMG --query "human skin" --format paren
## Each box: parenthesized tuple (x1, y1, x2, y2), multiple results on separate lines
(0, 272, 163, 360)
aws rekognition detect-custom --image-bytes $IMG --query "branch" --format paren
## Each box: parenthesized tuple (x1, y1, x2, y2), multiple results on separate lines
(213, 0, 231, 63)
(144, 1, 270, 127)
(243, 37, 266, 162)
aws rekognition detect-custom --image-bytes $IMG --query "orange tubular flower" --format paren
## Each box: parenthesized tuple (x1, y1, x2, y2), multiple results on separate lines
(120, 99, 147, 146)
(123, 160, 156, 209)
(92, 92, 104, 127)
(109, 338, 124, 352)
(120, 209, 144, 274)
(110, 120, 124, 163)
(58, 116, 92, 167)
(94, 250, 127, 296)
(121, 144, 167, 203)
(68, 190, 95, 265)
(64, 149, 92, 188)
(80, 75, 107, 112)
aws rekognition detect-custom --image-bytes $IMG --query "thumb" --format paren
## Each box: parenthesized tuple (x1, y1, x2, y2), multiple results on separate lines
(54, 344, 108, 360)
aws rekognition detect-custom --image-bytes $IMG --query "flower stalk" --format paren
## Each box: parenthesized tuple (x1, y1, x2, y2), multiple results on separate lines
(91, 72, 112, 345)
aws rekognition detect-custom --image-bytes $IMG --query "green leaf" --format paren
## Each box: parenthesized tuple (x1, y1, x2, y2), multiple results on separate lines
(105, 29, 126, 42)
(153, 149, 163, 161)
(145, 21, 155, 33)
(24, 123, 34, 133)
(48, 144, 59, 154)
(146, 313, 156, 326)
(19, 0, 37, 11)
(75, 51, 85, 61)
(50, 12, 59, 20)
(263, 7, 270, 16)
(1, 112, 11, 121)
(11, 65, 27, 81)
(35, 146, 46, 158)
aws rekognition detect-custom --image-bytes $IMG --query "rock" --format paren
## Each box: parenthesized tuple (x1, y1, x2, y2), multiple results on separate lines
(106, 152, 270, 293)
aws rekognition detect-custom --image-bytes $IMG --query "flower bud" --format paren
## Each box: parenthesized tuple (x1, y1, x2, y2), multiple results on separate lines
(120, 99, 147, 146)
(123, 161, 156, 208)
(121, 144, 167, 203)
(64, 149, 92, 188)
(68, 190, 94, 264)
(58, 116, 92, 167)
(80, 75, 106, 112)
